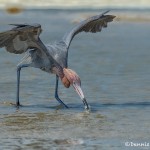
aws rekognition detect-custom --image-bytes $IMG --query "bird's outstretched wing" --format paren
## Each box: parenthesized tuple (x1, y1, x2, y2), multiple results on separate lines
(62, 11, 115, 49)
(0, 23, 42, 54)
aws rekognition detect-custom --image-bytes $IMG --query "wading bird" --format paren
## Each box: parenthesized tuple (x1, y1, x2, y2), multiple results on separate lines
(0, 11, 115, 109)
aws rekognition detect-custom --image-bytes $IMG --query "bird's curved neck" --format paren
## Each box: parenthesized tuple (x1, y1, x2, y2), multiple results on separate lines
(61, 75, 70, 88)
(52, 66, 64, 78)
(52, 67, 71, 88)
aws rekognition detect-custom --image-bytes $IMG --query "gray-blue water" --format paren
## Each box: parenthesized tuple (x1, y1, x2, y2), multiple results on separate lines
(0, 9, 150, 150)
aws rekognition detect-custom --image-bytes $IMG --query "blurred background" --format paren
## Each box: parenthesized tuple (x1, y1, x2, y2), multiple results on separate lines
(0, 0, 150, 9)
(0, 1, 150, 150)
(0, 0, 149, 21)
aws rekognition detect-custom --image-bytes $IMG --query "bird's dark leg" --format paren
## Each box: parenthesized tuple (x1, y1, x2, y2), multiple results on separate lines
(16, 64, 30, 107)
(55, 75, 69, 108)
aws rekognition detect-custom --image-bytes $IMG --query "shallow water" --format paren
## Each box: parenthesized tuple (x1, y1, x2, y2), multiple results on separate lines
(0, 9, 150, 150)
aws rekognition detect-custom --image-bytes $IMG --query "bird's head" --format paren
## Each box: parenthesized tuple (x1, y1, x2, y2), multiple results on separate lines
(61, 68, 84, 99)
(60, 68, 89, 110)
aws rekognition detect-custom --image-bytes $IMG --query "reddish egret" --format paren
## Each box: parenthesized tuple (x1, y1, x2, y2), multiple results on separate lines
(0, 11, 115, 109)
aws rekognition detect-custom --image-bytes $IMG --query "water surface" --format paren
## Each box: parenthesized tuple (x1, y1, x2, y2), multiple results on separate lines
(0, 9, 150, 150)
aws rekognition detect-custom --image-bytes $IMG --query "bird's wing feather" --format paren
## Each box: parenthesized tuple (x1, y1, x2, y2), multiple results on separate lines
(62, 11, 115, 49)
(0, 23, 42, 54)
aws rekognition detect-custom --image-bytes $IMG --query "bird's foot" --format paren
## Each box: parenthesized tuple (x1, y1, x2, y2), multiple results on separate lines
(55, 104, 69, 110)
(55, 96, 69, 109)
(60, 102, 69, 109)
(15, 102, 23, 109)
(9, 102, 22, 109)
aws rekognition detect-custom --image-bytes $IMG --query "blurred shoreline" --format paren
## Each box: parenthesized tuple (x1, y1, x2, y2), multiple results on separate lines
(2, 7, 150, 22)
(0, 0, 150, 9)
